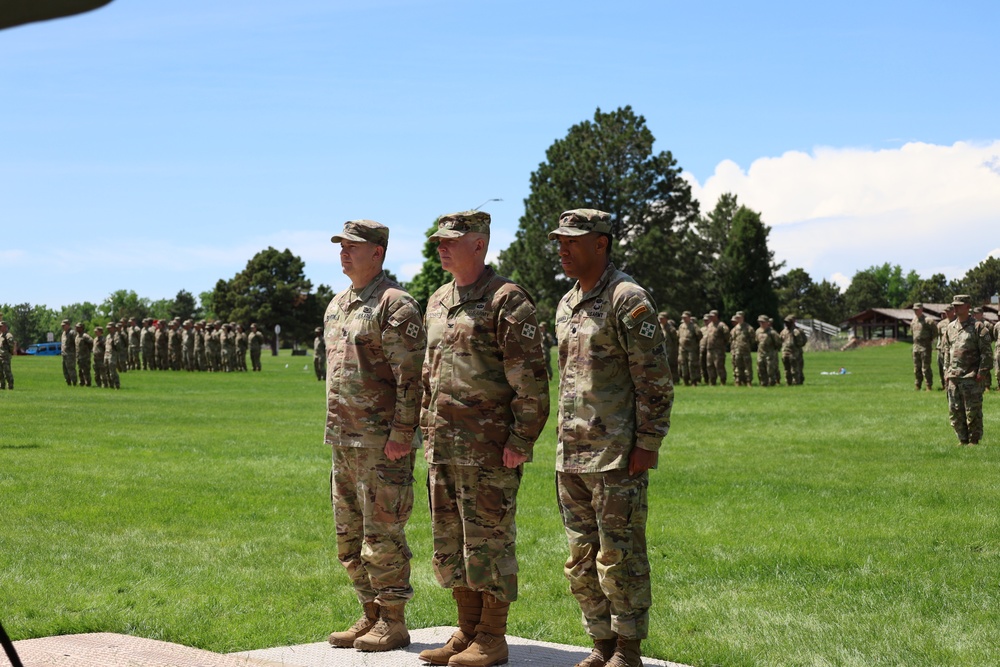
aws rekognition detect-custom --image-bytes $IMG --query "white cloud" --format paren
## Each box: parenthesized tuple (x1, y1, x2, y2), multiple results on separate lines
(686, 140, 1000, 285)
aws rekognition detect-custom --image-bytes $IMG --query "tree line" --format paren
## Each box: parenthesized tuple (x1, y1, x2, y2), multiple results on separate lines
(7, 106, 1000, 348)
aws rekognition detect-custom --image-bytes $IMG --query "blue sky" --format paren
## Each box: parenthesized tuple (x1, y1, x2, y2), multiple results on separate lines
(2, 0, 998, 310)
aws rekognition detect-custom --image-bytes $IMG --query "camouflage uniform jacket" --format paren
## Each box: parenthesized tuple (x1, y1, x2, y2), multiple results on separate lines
(942, 317, 992, 379)
(76, 333, 94, 360)
(61, 329, 77, 357)
(755, 327, 778, 354)
(324, 271, 426, 449)
(677, 320, 701, 352)
(421, 266, 550, 468)
(729, 322, 754, 353)
(129, 326, 141, 349)
(0, 331, 14, 359)
(94, 334, 106, 359)
(660, 320, 679, 361)
(236, 332, 248, 354)
(705, 321, 730, 352)
(248, 331, 263, 351)
(780, 326, 807, 354)
(140, 326, 153, 350)
(911, 315, 937, 352)
(554, 264, 673, 474)
(314, 335, 326, 358)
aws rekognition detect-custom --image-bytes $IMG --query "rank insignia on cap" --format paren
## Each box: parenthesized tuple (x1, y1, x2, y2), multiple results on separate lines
(631, 305, 649, 319)
(639, 322, 656, 339)
(521, 323, 537, 340)
(405, 322, 420, 339)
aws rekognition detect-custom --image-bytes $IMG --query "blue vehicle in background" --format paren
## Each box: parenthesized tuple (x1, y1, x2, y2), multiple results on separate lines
(25, 342, 61, 356)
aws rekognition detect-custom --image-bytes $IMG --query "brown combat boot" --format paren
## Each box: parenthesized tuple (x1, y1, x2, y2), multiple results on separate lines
(574, 637, 617, 667)
(447, 592, 509, 667)
(354, 602, 410, 651)
(418, 588, 482, 665)
(328, 601, 378, 648)
(605, 637, 643, 667)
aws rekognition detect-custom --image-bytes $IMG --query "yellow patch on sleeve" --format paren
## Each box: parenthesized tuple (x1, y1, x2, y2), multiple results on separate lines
(630, 304, 649, 320)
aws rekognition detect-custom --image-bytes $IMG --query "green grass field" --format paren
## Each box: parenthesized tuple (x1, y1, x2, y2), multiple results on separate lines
(2, 345, 999, 666)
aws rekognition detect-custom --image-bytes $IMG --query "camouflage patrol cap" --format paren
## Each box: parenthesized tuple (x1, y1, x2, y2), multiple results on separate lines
(703, 313, 711, 320)
(657, 311, 669, 319)
(430, 211, 491, 239)
(784, 314, 796, 322)
(184, 319, 193, 326)
(682, 310, 692, 317)
(95, 325, 104, 332)
(547, 209, 613, 240)
(758, 315, 769, 322)
(331, 219, 389, 248)
(735, 311, 745, 318)
(107, 321, 116, 328)
(61, 319, 70, 325)
(973, 306, 983, 313)
(75, 322, 84, 329)
(951, 294, 973, 306)
(912, 302, 923, 309)
(710, 309, 719, 316)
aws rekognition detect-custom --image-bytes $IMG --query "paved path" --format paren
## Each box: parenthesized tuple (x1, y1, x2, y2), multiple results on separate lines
(11, 628, 691, 667)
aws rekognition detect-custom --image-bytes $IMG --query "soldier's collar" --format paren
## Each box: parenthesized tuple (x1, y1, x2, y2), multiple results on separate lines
(450, 265, 497, 305)
(571, 262, 616, 306)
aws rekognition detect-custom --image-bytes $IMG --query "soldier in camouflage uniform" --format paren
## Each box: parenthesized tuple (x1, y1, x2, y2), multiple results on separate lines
(117, 319, 128, 373)
(418, 211, 550, 667)
(248, 323, 264, 371)
(704, 310, 729, 386)
(755, 316, 779, 386)
(550, 209, 674, 667)
(942, 295, 992, 445)
(993, 319, 1000, 392)
(314, 327, 326, 381)
(780, 316, 807, 386)
(677, 311, 702, 386)
(658, 312, 679, 384)
(75, 323, 94, 387)
(729, 311, 754, 386)
(323, 220, 426, 653)
(972, 307, 992, 390)
(93, 325, 106, 388)
(104, 322, 121, 389)
(235, 324, 248, 371)
(0, 321, 14, 390)
(60, 319, 78, 386)
(910, 303, 937, 391)
(194, 320, 207, 371)
(698, 314, 710, 382)
(127, 317, 141, 370)
(169, 320, 183, 370)
(140, 318, 155, 370)
(154, 320, 169, 370)
(206, 322, 221, 371)
(936, 305, 955, 391)
(181, 320, 195, 371)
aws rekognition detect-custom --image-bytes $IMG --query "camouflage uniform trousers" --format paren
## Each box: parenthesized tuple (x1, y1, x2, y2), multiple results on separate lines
(129, 345, 141, 371)
(428, 463, 521, 603)
(196, 348, 208, 372)
(769, 351, 781, 385)
(332, 446, 415, 606)
(913, 348, 933, 389)
(679, 349, 700, 385)
(756, 352, 774, 386)
(706, 349, 727, 385)
(0, 357, 12, 389)
(142, 344, 154, 370)
(794, 350, 805, 385)
(62, 354, 77, 385)
(250, 349, 262, 372)
(947, 378, 985, 443)
(937, 350, 946, 391)
(782, 352, 798, 386)
(94, 356, 106, 388)
(732, 350, 753, 386)
(557, 468, 650, 641)
(104, 354, 120, 389)
(77, 356, 92, 387)
(314, 354, 326, 381)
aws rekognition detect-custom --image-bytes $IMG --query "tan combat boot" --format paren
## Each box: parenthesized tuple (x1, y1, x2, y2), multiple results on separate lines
(447, 592, 509, 667)
(574, 637, 618, 667)
(605, 637, 644, 667)
(418, 588, 482, 665)
(354, 602, 410, 651)
(327, 601, 378, 648)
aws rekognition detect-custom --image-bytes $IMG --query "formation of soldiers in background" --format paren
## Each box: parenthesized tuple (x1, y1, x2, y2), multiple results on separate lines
(658, 309, 807, 387)
(59, 316, 267, 387)
(913, 302, 1000, 393)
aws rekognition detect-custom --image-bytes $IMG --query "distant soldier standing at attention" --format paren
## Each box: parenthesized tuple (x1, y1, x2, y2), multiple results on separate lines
(248, 323, 264, 371)
(780, 316, 807, 386)
(550, 209, 674, 667)
(128, 317, 142, 370)
(169, 320, 183, 371)
(60, 319, 78, 386)
(93, 325, 106, 388)
(194, 320, 207, 371)
(729, 311, 754, 387)
(705, 310, 729, 386)
(910, 303, 937, 391)
(942, 295, 992, 445)
(155, 319, 169, 370)
(972, 307, 992, 390)
(657, 312, 679, 384)
(323, 220, 426, 652)
(314, 326, 326, 381)
(677, 311, 701, 386)
(755, 315, 779, 387)
(0, 321, 14, 390)
(418, 210, 549, 667)
(140, 318, 155, 370)
(936, 305, 955, 391)
(75, 322, 94, 387)
(235, 324, 248, 371)
(104, 321, 121, 389)
(182, 319, 195, 371)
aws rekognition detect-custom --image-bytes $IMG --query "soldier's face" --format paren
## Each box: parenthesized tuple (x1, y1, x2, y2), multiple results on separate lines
(437, 234, 484, 276)
(340, 241, 382, 279)
(556, 233, 605, 281)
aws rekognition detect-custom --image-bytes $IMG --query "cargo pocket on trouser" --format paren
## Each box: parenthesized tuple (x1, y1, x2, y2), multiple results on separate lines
(471, 466, 521, 601)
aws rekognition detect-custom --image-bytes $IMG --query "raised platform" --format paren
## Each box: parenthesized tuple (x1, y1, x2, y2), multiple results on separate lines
(12, 628, 690, 667)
